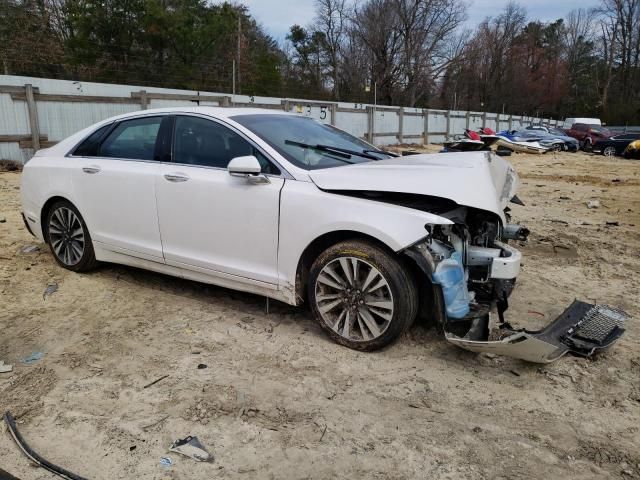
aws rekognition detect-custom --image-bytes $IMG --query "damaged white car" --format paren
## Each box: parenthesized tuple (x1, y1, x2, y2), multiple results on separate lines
(20, 108, 627, 362)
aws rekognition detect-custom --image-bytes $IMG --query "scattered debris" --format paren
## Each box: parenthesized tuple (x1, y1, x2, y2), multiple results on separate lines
(472, 426, 482, 433)
(0, 218, 6, 223)
(3, 411, 88, 480)
(197, 363, 207, 370)
(587, 200, 600, 209)
(319, 425, 328, 442)
(143, 374, 169, 389)
(559, 196, 571, 200)
(20, 351, 44, 364)
(549, 219, 569, 224)
(142, 415, 169, 432)
(509, 370, 521, 377)
(169, 436, 213, 463)
(21, 245, 40, 254)
(129, 445, 137, 451)
(606, 221, 620, 226)
(43, 282, 58, 300)
(0, 360, 13, 373)
(527, 311, 545, 318)
(611, 178, 621, 183)
(159, 457, 173, 467)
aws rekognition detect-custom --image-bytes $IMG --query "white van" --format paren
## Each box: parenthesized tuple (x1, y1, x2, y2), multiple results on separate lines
(562, 117, 602, 129)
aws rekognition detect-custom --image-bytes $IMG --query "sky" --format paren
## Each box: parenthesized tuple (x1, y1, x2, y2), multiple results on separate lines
(240, 0, 594, 42)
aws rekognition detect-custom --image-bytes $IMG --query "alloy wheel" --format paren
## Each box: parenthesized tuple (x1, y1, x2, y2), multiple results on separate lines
(48, 207, 85, 266)
(603, 146, 616, 157)
(314, 257, 394, 342)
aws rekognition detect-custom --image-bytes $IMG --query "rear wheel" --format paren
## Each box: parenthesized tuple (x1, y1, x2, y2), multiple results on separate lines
(582, 139, 592, 151)
(603, 146, 617, 157)
(45, 200, 98, 272)
(308, 240, 418, 351)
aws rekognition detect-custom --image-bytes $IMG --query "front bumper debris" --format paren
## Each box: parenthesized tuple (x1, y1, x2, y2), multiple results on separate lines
(445, 301, 628, 363)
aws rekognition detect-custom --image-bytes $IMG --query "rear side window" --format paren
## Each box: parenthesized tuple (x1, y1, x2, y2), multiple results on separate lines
(72, 124, 112, 156)
(99, 117, 162, 160)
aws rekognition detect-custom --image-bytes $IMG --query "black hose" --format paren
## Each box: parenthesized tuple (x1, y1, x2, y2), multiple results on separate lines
(3, 412, 88, 480)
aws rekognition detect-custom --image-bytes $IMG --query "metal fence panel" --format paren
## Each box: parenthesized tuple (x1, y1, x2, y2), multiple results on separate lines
(0, 74, 561, 163)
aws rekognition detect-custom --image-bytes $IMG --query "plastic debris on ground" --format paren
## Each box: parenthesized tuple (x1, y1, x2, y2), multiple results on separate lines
(21, 245, 40, 253)
(0, 360, 13, 373)
(159, 457, 173, 467)
(21, 352, 45, 364)
(169, 436, 213, 462)
(43, 282, 58, 300)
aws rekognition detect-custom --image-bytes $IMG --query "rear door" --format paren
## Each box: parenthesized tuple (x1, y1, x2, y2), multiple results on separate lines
(155, 114, 284, 286)
(71, 115, 170, 261)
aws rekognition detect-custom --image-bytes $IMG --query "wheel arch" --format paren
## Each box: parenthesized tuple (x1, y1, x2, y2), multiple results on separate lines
(40, 196, 76, 243)
(293, 230, 399, 306)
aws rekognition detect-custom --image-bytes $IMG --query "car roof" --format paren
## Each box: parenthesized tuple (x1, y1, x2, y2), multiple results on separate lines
(109, 106, 294, 122)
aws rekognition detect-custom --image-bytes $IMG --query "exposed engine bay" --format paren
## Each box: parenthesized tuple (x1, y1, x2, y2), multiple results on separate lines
(403, 202, 628, 363)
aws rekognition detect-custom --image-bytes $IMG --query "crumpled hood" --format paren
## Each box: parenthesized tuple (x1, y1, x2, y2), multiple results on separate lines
(309, 151, 518, 223)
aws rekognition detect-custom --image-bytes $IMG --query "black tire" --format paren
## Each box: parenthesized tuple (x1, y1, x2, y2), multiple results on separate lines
(308, 240, 418, 351)
(45, 200, 98, 272)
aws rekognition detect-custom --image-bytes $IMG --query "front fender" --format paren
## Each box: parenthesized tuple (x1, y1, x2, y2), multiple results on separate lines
(278, 180, 453, 301)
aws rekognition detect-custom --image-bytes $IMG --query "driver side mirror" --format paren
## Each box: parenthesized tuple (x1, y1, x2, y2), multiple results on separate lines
(227, 156, 270, 184)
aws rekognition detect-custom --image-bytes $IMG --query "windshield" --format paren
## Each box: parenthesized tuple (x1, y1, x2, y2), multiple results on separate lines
(587, 125, 611, 134)
(231, 114, 392, 170)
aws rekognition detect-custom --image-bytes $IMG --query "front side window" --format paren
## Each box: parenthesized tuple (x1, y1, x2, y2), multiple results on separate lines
(231, 114, 392, 170)
(99, 117, 162, 160)
(173, 116, 279, 175)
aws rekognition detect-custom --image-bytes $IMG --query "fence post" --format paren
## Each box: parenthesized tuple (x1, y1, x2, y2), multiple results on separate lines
(398, 107, 404, 144)
(508, 114, 513, 130)
(25, 84, 40, 151)
(465, 111, 470, 130)
(445, 110, 451, 139)
(330, 104, 337, 126)
(482, 112, 487, 129)
(366, 106, 374, 143)
(423, 109, 429, 145)
(220, 96, 231, 107)
(139, 90, 148, 110)
(281, 99, 290, 112)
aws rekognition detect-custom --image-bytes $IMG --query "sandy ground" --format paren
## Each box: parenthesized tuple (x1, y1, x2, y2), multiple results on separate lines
(0, 149, 639, 479)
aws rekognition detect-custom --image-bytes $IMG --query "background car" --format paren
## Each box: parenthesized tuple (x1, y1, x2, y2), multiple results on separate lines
(561, 117, 602, 129)
(565, 123, 613, 151)
(592, 132, 640, 156)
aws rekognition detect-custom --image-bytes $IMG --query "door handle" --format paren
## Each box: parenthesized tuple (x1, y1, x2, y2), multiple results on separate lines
(164, 173, 189, 182)
(82, 166, 101, 174)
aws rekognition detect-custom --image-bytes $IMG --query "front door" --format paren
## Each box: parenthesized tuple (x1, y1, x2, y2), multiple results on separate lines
(71, 115, 168, 261)
(155, 115, 284, 286)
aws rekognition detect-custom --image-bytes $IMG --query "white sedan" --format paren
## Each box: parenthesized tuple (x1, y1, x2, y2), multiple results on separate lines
(20, 107, 624, 361)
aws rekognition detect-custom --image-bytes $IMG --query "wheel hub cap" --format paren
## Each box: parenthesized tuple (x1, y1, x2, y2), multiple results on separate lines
(315, 257, 394, 342)
(49, 207, 85, 266)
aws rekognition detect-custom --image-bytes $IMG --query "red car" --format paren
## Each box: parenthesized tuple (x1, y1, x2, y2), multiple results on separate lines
(565, 123, 613, 151)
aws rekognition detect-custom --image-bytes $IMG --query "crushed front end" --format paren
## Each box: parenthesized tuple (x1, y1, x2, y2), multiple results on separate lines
(405, 207, 628, 363)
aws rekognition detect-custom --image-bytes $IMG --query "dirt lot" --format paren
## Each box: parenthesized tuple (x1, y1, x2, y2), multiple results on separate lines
(1, 149, 639, 479)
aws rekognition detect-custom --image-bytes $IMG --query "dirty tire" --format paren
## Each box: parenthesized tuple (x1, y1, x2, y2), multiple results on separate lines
(45, 200, 98, 272)
(308, 240, 418, 351)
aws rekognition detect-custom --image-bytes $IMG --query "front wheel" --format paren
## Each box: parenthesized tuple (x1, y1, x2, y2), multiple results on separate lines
(45, 200, 98, 272)
(603, 146, 617, 157)
(308, 240, 418, 351)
